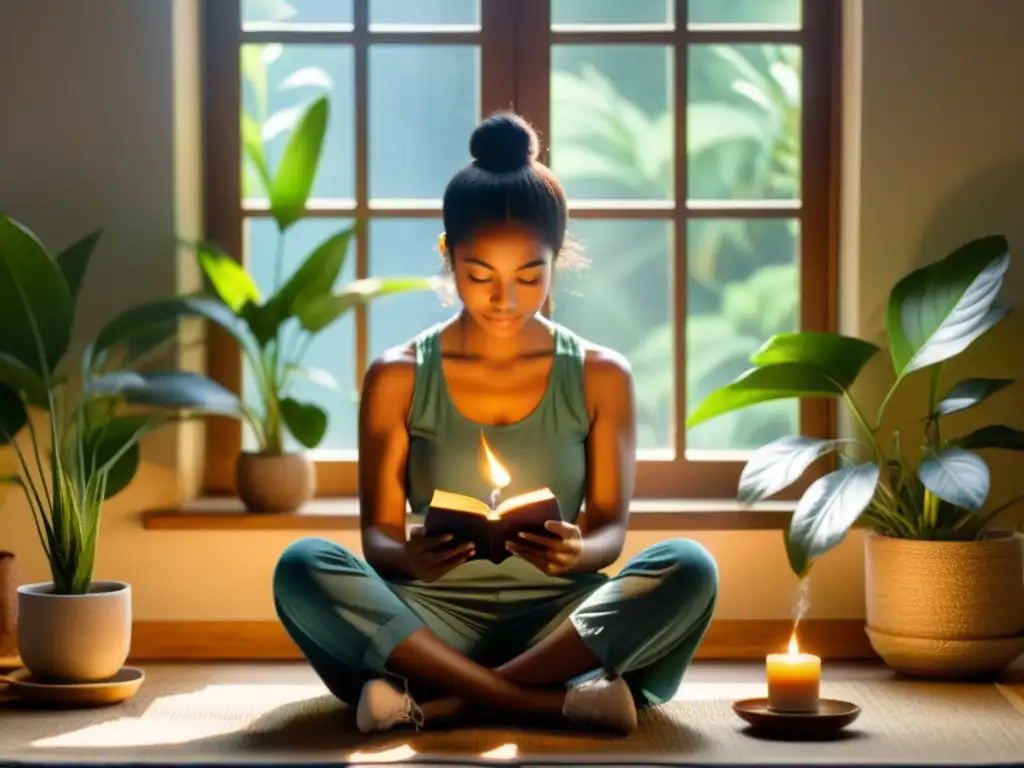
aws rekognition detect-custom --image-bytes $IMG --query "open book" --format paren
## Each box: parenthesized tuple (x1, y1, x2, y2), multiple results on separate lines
(423, 488, 561, 565)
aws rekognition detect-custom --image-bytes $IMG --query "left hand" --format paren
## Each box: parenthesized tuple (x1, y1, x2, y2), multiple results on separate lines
(506, 520, 583, 575)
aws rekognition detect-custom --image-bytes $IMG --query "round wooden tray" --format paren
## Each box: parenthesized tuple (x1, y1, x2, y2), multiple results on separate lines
(0, 666, 144, 707)
(733, 697, 861, 740)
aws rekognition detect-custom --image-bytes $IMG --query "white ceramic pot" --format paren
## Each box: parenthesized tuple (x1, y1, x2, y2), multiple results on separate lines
(17, 580, 132, 682)
(236, 451, 316, 513)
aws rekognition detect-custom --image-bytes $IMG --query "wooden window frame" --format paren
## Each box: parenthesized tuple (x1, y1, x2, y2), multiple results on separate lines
(199, 0, 840, 503)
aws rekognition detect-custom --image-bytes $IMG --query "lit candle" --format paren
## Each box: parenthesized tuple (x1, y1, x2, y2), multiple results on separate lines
(765, 631, 821, 713)
(480, 433, 511, 512)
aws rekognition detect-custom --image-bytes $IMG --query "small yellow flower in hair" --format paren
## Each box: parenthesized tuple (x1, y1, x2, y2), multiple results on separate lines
(437, 231, 447, 255)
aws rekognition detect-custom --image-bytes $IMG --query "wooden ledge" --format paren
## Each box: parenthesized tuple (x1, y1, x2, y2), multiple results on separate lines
(142, 498, 795, 531)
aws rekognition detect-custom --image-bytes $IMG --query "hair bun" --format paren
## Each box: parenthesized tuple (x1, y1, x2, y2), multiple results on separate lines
(469, 113, 539, 173)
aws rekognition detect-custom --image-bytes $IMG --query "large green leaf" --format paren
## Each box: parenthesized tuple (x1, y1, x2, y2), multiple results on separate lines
(273, 226, 354, 313)
(918, 446, 989, 512)
(0, 383, 27, 444)
(89, 371, 246, 417)
(92, 296, 259, 367)
(83, 415, 154, 499)
(295, 276, 439, 333)
(197, 243, 261, 313)
(738, 436, 840, 506)
(0, 352, 48, 408)
(958, 425, 1024, 451)
(55, 230, 101, 303)
(887, 235, 1010, 378)
(750, 332, 880, 390)
(785, 463, 880, 577)
(253, 226, 357, 346)
(686, 363, 844, 429)
(242, 112, 272, 195)
(270, 95, 328, 230)
(931, 378, 1013, 418)
(279, 397, 327, 449)
(0, 214, 74, 375)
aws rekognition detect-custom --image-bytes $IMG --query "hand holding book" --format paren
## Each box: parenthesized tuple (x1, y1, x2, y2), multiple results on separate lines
(404, 526, 476, 582)
(506, 519, 584, 575)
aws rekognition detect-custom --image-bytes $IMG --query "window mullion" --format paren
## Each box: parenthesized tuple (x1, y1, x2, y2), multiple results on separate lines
(673, 0, 689, 470)
(513, 0, 551, 163)
(354, 0, 369, 383)
(480, 0, 518, 117)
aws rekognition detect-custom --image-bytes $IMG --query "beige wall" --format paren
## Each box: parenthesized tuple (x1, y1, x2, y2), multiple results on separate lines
(2, 0, 1023, 623)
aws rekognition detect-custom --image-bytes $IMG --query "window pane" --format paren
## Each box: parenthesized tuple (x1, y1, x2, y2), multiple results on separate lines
(243, 218, 357, 453)
(241, 44, 354, 201)
(369, 46, 480, 200)
(687, 45, 801, 201)
(370, 0, 479, 26)
(552, 219, 674, 452)
(688, 0, 800, 26)
(243, 0, 352, 25)
(686, 218, 800, 453)
(368, 219, 453, 356)
(551, 46, 674, 201)
(552, 0, 671, 26)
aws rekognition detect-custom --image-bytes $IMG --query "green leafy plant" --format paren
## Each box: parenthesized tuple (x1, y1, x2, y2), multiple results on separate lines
(98, 96, 437, 454)
(0, 213, 245, 594)
(686, 235, 1024, 576)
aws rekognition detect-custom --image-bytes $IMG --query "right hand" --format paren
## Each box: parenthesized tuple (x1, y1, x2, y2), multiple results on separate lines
(404, 525, 475, 582)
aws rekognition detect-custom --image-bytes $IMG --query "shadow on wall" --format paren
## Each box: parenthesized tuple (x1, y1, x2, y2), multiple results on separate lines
(918, 160, 1024, 294)
(852, 161, 1024, 525)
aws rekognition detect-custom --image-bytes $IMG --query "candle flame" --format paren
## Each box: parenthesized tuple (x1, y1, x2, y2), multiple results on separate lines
(788, 631, 800, 655)
(480, 433, 511, 489)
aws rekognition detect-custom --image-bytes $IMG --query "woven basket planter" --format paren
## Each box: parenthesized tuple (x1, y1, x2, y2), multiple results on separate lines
(864, 531, 1024, 679)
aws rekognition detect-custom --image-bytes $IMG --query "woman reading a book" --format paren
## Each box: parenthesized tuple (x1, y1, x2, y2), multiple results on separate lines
(273, 113, 719, 734)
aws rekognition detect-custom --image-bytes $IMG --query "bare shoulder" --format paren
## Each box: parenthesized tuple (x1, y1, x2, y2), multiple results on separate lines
(362, 341, 417, 406)
(581, 341, 633, 387)
(579, 339, 635, 412)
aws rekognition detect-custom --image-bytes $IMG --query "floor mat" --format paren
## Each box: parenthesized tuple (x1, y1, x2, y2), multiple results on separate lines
(1, 663, 1022, 766)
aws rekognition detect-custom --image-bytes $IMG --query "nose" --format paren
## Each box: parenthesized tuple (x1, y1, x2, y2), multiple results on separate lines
(490, 280, 518, 311)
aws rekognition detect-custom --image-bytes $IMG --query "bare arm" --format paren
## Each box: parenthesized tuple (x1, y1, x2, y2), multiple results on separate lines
(357, 350, 417, 577)
(571, 348, 637, 572)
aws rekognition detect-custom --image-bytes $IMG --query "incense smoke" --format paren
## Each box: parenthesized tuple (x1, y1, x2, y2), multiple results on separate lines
(792, 576, 812, 629)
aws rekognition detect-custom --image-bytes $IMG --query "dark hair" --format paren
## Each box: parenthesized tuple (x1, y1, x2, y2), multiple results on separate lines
(441, 112, 578, 264)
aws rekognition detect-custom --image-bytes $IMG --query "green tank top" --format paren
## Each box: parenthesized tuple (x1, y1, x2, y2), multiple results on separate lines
(406, 321, 591, 523)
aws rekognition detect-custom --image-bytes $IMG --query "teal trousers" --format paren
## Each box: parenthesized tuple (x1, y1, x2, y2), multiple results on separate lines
(273, 537, 718, 708)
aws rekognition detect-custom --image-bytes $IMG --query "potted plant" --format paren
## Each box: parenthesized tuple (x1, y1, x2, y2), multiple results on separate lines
(0, 213, 246, 682)
(106, 96, 436, 512)
(687, 234, 1024, 678)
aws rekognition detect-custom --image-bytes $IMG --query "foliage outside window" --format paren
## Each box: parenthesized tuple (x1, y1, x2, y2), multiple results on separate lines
(202, 0, 836, 500)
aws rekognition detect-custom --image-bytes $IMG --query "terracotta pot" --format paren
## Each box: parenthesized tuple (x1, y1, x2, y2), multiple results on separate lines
(0, 551, 17, 662)
(17, 580, 132, 682)
(236, 451, 315, 513)
(864, 531, 1024, 678)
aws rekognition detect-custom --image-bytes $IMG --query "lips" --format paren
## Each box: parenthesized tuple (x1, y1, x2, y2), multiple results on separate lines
(486, 315, 519, 328)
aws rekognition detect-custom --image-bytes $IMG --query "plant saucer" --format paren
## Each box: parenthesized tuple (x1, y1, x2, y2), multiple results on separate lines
(1, 666, 144, 707)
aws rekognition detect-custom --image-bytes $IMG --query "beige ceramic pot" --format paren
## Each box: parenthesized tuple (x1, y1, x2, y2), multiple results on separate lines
(236, 451, 316, 513)
(864, 531, 1024, 678)
(17, 580, 132, 682)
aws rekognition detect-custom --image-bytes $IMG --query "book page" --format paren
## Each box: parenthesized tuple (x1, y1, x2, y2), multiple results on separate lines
(495, 487, 555, 515)
(429, 489, 491, 516)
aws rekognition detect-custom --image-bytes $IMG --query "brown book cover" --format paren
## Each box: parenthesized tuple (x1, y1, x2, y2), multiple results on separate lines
(423, 488, 562, 564)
